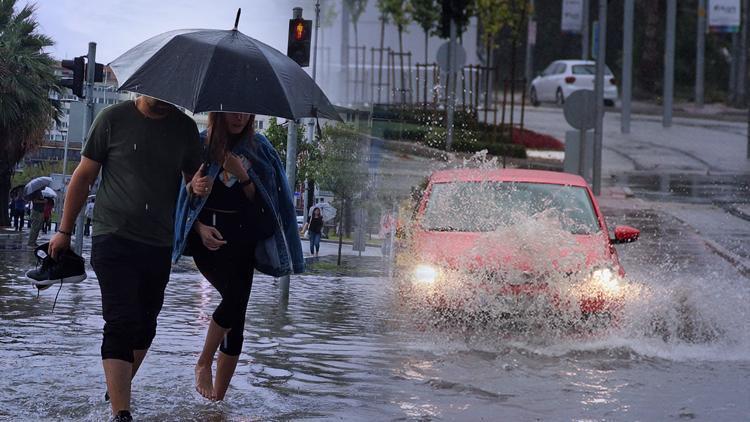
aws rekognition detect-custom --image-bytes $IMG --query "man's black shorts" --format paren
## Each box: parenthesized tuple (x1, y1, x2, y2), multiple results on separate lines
(91, 234, 172, 362)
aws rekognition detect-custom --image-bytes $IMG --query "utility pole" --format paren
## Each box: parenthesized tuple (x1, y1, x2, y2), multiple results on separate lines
(72, 42, 96, 255)
(281, 8, 304, 304)
(738, 0, 748, 107)
(582, 0, 590, 60)
(621, 0, 634, 134)
(696, 0, 706, 108)
(304, 0, 321, 225)
(445, 19, 457, 151)
(663, 0, 676, 128)
(593, 0, 606, 196)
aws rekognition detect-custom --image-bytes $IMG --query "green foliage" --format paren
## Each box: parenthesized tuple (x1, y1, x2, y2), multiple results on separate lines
(381, 0, 413, 33)
(345, 0, 368, 25)
(11, 160, 77, 187)
(263, 117, 320, 186)
(411, 0, 439, 33)
(317, 124, 368, 202)
(0, 0, 61, 225)
(0, 0, 61, 166)
(320, 0, 339, 28)
(436, 0, 475, 38)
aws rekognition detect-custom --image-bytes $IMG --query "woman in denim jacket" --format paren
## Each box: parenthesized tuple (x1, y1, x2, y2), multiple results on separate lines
(172, 112, 303, 400)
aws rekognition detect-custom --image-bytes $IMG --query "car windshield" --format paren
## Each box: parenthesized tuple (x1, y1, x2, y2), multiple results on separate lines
(421, 181, 601, 234)
(572, 64, 613, 75)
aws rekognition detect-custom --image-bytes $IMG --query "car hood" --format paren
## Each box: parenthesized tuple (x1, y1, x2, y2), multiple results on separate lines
(411, 230, 612, 273)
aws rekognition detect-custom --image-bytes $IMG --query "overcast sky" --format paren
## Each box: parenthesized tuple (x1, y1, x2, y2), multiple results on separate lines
(34, 0, 308, 63)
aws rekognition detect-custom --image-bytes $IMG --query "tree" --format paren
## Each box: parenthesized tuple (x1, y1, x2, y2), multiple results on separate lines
(436, 0, 475, 39)
(376, 0, 391, 103)
(0, 0, 61, 226)
(382, 0, 414, 103)
(263, 117, 320, 190)
(411, 0, 439, 64)
(316, 124, 368, 265)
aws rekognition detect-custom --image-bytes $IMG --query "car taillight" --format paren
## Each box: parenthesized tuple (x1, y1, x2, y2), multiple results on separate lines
(565, 76, 576, 84)
(610, 77, 616, 85)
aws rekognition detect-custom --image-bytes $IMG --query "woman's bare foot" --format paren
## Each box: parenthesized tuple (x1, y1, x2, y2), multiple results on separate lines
(195, 363, 214, 399)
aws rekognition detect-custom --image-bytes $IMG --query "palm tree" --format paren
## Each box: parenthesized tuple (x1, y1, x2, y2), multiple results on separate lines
(0, 0, 61, 226)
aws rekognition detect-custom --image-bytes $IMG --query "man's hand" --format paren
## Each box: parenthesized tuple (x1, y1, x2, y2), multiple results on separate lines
(49, 232, 71, 260)
(190, 164, 213, 197)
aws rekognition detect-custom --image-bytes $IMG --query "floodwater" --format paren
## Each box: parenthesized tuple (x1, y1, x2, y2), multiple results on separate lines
(1, 217, 749, 421)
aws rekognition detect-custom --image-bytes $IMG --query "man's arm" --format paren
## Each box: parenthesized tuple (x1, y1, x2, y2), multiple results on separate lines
(48, 157, 101, 259)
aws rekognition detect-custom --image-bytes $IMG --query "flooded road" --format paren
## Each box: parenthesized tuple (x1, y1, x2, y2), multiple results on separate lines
(1, 221, 749, 421)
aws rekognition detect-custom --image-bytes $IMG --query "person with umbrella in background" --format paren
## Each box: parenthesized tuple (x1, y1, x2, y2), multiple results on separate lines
(48, 95, 212, 422)
(27, 190, 46, 246)
(42, 197, 54, 233)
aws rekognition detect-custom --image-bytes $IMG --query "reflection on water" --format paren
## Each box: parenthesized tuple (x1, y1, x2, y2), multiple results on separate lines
(0, 235, 749, 421)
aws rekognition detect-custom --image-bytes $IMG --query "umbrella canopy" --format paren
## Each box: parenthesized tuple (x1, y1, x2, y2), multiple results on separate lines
(310, 202, 337, 223)
(41, 187, 57, 199)
(23, 177, 52, 198)
(109, 28, 341, 121)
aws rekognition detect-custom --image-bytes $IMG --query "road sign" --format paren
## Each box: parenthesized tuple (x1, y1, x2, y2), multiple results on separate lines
(562, 0, 584, 33)
(709, 0, 741, 32)
(436, 41, 466, 72)
(67, 101, 108, 142)
(563, 90, 597, 130)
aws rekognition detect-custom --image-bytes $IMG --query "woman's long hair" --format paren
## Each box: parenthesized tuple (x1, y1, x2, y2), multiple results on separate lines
(206, 112, 255, 163)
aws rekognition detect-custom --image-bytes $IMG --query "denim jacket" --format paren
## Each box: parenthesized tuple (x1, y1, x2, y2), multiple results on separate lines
(172, 132, 304, 276)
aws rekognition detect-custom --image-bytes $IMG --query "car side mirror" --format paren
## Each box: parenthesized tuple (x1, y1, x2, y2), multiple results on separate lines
(611, 225, 640, 244)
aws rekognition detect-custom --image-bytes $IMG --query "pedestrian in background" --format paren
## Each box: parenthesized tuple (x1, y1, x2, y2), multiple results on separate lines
(84, 198, 95, 236)
(303, 207, 324, 257)
(43, 198, 54, 233)
(27, 191, 46, 246)
(12, 194, 26, 232)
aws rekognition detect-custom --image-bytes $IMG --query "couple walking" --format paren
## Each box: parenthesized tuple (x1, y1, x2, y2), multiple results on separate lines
(49, 96, 303, 421)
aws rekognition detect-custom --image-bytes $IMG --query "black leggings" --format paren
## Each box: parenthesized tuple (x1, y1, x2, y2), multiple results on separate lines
(190, 216, 256, 356)
(91, 234, 172, 362)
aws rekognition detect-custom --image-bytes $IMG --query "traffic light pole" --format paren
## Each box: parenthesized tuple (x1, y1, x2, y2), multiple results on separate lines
(593, 0, 606, 196)
(621, 0, 633, 134)
(73, 42, 96, 255)
(304, 0, 321, 225)
(663, 0, 676, 128)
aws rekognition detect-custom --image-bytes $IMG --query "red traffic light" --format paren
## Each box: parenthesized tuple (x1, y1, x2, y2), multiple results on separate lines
(287, 18, 312, 67)
(294, 21, 306, 41)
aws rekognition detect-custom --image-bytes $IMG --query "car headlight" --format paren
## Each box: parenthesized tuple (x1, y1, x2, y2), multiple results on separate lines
(588, 267, 623, 295)
(414, 264, 439, 285)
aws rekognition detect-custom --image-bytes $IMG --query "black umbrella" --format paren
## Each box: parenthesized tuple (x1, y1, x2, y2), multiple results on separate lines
(109, 11, 340, 121)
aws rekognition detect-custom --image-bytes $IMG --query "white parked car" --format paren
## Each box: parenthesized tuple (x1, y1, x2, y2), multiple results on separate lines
(530, 60, 618, 107)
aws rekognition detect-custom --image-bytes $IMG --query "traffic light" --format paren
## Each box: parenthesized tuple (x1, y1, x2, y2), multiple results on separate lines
(60, 56, 85, 98)
(287, 17, 312, 67)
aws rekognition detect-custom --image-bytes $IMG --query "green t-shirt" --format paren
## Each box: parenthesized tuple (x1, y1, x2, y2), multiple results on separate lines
(82, 100, 201, 247)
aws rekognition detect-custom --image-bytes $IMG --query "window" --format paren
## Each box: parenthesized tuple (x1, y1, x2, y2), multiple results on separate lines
(422, 181, 601, 234)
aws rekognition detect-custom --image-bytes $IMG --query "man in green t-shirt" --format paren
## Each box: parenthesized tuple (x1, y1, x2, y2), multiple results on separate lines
(49, 96, 213, 421)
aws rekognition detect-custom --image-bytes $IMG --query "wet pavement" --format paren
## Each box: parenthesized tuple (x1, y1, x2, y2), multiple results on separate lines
(2, 197, 749, 422)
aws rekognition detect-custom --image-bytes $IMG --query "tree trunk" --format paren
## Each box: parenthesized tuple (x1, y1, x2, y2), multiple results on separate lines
(0, 168, 11, 227)
(378, 14, 386, 103)
(424, 31, 429, 65)
(354, 24, 360, 103)
(337, 199, 345, 266)
(637, 1, 662, 94)
(399, 29, 406, 104)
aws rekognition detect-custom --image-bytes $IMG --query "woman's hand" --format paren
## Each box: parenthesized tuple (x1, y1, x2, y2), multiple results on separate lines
(223, 152, 249, 183)
(195, 221, 227, 251)
(190, 164, 213, 197)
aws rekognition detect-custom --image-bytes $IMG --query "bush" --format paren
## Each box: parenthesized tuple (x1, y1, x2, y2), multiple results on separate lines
(511, 128, 564, 150)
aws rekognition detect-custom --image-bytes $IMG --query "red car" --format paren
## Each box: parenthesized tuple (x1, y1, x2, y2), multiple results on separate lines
(395, 168, 640, 326)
